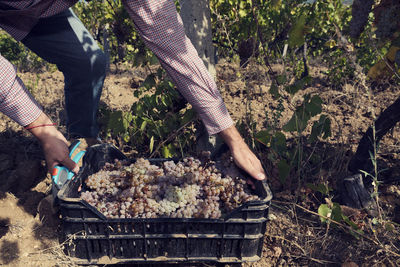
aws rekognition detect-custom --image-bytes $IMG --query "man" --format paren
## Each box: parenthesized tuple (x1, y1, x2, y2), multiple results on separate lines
(0, 0, 266, 182)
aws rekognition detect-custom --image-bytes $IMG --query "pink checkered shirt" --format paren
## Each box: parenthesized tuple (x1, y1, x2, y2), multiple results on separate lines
(0, 0, 76, 41)
(0, 0, 234, 134)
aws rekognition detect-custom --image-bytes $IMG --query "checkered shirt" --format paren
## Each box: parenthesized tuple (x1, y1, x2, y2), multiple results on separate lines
(0, 0, 234, 134)
(122, 0, 233, 135)
(0, 55, 42, 126)
(0, 0, 77, 41)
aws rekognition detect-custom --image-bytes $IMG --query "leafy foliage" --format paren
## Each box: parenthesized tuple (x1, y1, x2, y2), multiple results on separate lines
(0, 31, 50, 72)
(72, 0, 157, 65)
(255, 73, 331, 184)
(100, 68, 197, 158)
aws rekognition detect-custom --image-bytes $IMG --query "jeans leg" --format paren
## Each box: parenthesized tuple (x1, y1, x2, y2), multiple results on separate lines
(22, 9, 106, 138)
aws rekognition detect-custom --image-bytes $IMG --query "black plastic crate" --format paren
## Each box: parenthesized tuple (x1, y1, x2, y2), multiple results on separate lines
(58, 144, 272, 265)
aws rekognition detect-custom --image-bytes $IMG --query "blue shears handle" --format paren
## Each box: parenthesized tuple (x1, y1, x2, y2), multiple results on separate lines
(52, 140, 85, 189)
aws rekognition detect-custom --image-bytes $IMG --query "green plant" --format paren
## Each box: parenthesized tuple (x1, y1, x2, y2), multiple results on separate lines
(73, 1, 161, 66)
(255, 72, 331, 185)
(304, 182, 364, 237)
(317, 198, 364, 237)
(100, 68, 197, 158)
(210, 0, 306, 60)
(0, 31, 49, 71)
(25, 74, 41, 95)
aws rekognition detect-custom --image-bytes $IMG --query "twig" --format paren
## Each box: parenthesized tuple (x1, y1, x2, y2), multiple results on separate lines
(272, 200, 400, 258)
(149, 118, 195, 158)
(267, 234, 338, 264)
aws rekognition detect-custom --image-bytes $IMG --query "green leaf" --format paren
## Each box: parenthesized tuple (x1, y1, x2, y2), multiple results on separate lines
(160, 95, 168, 107)
(283, 93, 322, 133)
(126, 44, 135, 52)
(107, 110, 125, 135)
(132, 102, 144, 116)
(306, 183, 332, 195)
(331, 203, 342, 223)
(149, 54, 159, 65)
(255, 130, 271, 147)
(162, 144, 174, 158)
(140, 120, 147, 131)
(141, 73, 156, 89)
(269, 83, 280, 99)
(318, 204, 332, 223)
(181, 108, 196, 125)
(282, 114, 299, 133)
(123, 133, 130, 143)
(272, 131, 287, 153)
(271, 0, 281, 10)
(306, 95, 322, 116)
(149, 136, 155, 153)
(285, 76, 311, 95)
(122, 112, 133, 130)
(309, 115, 331, 142)
(288, 13, 307, 48)
(276, 75, 287, 85)
(277, 159, 290, 183)
(238, 9, 247, 18)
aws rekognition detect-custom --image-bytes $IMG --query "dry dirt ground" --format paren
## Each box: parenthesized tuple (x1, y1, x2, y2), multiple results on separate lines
(0, 60, 399, 266)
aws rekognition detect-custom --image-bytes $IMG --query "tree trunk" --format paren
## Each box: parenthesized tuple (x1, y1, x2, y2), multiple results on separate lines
(103, 27, 110, 73)
(179, 0, 220, 152)
(179, 0, 216, 79)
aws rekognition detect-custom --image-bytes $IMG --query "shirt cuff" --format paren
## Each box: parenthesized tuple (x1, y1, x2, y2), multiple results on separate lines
(0, 76, 43, 126)
(197, 101, 234, 135)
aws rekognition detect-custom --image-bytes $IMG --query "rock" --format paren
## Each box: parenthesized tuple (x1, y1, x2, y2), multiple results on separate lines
(268, 213, 277, 221)
(0, 153, 13, 172)
(0, 170, 17, 192)
(14, 160, 42, 193)
(37, 195, 60, 228)
(21, 191, 46, 216)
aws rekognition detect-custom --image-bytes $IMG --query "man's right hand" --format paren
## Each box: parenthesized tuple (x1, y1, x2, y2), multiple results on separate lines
(219, 125, 266, 182)
(25, 112, 79, 174)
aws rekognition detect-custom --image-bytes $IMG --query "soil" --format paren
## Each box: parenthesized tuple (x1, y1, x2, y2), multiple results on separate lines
(0, 60, 399, 267)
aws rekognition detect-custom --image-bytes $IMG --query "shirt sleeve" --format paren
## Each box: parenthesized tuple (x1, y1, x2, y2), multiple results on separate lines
(122, 0, 234, 135)
(0, 54, 42, 126)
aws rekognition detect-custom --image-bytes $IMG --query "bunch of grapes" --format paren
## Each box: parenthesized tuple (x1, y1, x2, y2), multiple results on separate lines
(80, 154, 260, 219)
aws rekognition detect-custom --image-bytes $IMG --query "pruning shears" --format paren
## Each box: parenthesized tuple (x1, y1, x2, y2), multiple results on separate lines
(52, 140, 85, 190)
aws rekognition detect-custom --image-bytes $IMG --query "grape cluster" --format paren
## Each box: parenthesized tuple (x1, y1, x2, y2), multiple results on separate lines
(80, 155, 260, 219)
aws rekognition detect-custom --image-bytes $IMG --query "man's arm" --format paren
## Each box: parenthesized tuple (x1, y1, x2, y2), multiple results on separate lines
(0, 55, 77, 173)
(121, 0, 266, 181)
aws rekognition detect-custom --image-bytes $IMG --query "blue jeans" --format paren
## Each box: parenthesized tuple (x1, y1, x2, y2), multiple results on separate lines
(22, 9, 106, 138)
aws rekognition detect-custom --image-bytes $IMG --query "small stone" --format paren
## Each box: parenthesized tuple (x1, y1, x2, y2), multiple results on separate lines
(268, 213, 277, 221)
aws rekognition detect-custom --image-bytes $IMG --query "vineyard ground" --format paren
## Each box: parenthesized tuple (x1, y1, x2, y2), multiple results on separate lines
(0, 60, 399, 266)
